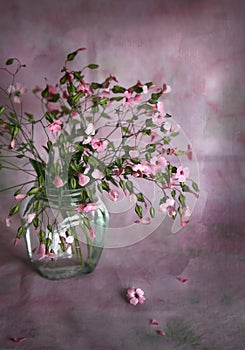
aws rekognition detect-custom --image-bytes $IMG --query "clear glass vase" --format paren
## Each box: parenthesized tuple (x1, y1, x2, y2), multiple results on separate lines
(21, 187, 109, 280)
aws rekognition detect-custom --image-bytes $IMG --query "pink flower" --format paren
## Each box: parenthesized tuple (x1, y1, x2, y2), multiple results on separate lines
(47, 103, 60, 112)
(92, 169, 104, 179)
(15, 193, 27, 201)
(108, 189, 119, 201)
(132, 163, 151, 176)
(76, 202, 99, 213)
(10, 337, 25, 343)
(91, 138, 108, 152)
(53, 175, 64, 188)
(152, 113, 165, 126)
(157, 101, 165, 115)
(150, 130, 158, 141)
(177, 277, 188, 284)
(157, 330, 166, 336)
(9, 138, 16, 149)
(6, 216, 11, 227)
(123, 91, 135, 109)
(78, 173, 90, 187)
(36, 243, 57, 260)
(89, 227, 96, 239)
(49, 120, 62, 132)
(150, 156, 167, 174)
(126, 287, 146, 306)
(7, 82, 27, 103)
(175, 166, 190, 182)
(159, 198, 176, 217)
(26, 212, 36, 224)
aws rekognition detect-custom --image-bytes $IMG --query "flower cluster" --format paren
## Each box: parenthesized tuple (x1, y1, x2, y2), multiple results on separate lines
(0, 49, 199, 258)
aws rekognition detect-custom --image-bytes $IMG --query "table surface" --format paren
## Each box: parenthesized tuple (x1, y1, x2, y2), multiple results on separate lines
(0, 194, 244, 350)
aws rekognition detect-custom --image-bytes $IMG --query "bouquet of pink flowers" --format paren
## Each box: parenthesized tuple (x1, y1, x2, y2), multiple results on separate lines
(0, 48, 199, 251)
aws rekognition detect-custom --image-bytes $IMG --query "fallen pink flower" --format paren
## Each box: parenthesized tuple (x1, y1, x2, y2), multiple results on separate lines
(150, 319, 159, 326)
(177, 277, 188, 284)
(10, 337, 25, 343)
(53, 175, 64, 188)
(126, 287, 146, 306)
(157, 330, 166, 336)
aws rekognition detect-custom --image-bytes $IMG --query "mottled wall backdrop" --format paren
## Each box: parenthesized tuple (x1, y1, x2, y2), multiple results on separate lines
(0, 0, 244, 232)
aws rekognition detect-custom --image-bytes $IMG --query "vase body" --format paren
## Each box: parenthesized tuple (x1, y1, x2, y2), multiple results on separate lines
(21, 188, 109, 280)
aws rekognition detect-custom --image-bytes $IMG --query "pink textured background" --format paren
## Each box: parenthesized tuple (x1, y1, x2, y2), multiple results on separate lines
(0, 1, 244, 349)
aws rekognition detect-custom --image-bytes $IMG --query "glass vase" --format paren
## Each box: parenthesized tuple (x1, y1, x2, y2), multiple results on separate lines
(21, 187, 109, 280)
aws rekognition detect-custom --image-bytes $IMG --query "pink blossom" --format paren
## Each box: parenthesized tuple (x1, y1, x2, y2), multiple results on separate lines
(177, 277, 188, 284)
(65, 236, 74, 244)
(26, 212, 36, 224)
(157, 101, 165, 115)
(135, 217, 151, 225)
(15, 193, 27, 201)
(159, 198, 176, 217)
(150, 130, 158, 141)
(108, 189, 119, 201)
(102, 89, 110, 97)
(76, 202, 99, 213)
(175, 166, 190, 182)
(8, 82, 27, 103)
(152, 113, 165, 126)
(127, 287, 146, 306)
(49, 120, 63, 132)
(47, 84, 57, 95)
(91, 138, 108, 152)
(6, 216, 11, 227)
(123, 91, 135, 109)
(150, 156, 167, 173)
(53, 175, 64, 188)
(89, 227, 96, 239)
(71, 111, 80, 118)
(92, 168, 104, 179)
(78, 173, 90, 187)
(10, 337, 25, 343)
(132, 163, 151, 176)
(129, 150, 139, 158)
(47, 103, 60, 112)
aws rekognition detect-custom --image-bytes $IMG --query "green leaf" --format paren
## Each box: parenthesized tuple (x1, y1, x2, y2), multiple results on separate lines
(136, 192, 145, 202)
(126, 180, 133, 193)
(171, 189, 176, 198)
(27, 187, 41, 195)
(192, 182, 199, 192)
(87, 64, 99, 69)
(133, 86, 143, 93)
(9, 203, 19, 216)
(101, 181, 110, 191)
(171, 132, 179, 137)
(5, 58, 14, 65)
(150, 207, 155, 218)
(146, 144, 156, 152)
(66, 51, 77, 62)
(59, 74, 67, 85)
(29, 158, 45, 178)
(0, 106, 6, 115)
(109, 96, 123, 102)
(179, 193, 186, 206)
(17, 225, 25, 238)
(98, 98, 108, 105)
(175, 150, 185, 156)
(119, 179, 126, 190)
(112, 85, 126, 94)
(135, 204, 143, 218)
(91, 82, 102, 90)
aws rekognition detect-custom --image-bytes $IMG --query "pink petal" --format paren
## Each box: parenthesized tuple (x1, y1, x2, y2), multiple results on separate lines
(78, 173, 90, 187)
(162, 84, 171, 93)
(150, 319, 159, 326)
(14, 238, 19, 247)
(141, 217, 151, 225)
(127, 288, 136, 299)
(108, 189, 119, 201)
(129, 297, 139, 306)
(26, 212, 36, 224)
(136, 288, 144, 297)
(6, 216, 11, 227)
(10, 337, 25, 343)
(10, 138, 16, 149)
(157, 330, 166, 336)
(15, 193, 27, 201)
(53, 175, 64, 188)
(177, 277, 188, 284)
(138, 296, 146, 304)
